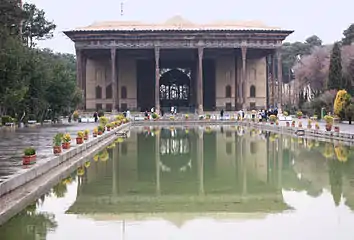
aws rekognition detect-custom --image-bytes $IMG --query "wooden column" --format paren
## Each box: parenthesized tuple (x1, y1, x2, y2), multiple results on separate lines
(271, 52, 276, 107)
(76, 49, 86, 109)
(277, 49, 283, 108)
(234, 49, 238, 110)
(111, 48, 117, 111)
(197, 48, 204, 114)
(154, 47, 160, 114)
(241, 46, 247, 109)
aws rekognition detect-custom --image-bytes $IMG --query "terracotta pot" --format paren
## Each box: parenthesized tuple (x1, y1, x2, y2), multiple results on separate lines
(325, 124, 332, 132)
(334, 126, 340, 133)
(84, 135, 88, 140)
(286, 122, 290, 127)
(98, 131, 103, 135)
(291, 123, 295, 127)
(106, 127, 111, 131)
(53, 146, 62, 155)
(23, 155, 36, 165)
(307, 125, 312, 129)
(298, 116, 302, 119)
(62, 142, 70, 149)
(76, 137, 84, 145)
(270, 122, 274, 125)
(93, 133, 98, 137)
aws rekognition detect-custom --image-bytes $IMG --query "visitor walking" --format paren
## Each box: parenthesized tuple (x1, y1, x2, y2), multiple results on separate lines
(93, 112, 98, 123)
(220, 109, 224, 119)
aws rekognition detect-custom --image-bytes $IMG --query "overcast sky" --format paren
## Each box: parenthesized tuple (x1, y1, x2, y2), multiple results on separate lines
(27, 0, 353, 54)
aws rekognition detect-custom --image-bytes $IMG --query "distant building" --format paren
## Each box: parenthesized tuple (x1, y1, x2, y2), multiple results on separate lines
(64, 16, 293, 112)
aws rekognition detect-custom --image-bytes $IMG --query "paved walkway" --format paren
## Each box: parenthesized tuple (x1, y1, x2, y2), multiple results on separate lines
(0, 122, 98, 182)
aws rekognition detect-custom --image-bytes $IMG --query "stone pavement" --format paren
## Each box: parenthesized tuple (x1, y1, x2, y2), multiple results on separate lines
(0, 122, 98, 182)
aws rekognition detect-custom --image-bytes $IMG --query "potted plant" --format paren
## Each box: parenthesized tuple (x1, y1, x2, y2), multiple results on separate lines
(315, 122, 320, 130)
(84, 129, 89, 140)
(334, 126, 340, 133)
(53, 133, 62, 155)
(62, 133, 71, 149)
(291, 120, 295, 127)
(275, 120, 279, 126)
(286, 121, 290, 127)
(72, 110, 80, 121)
(23, 147, 36, 165)
(298, 121, 302, 128)
(269, 115, 277, 125)
(307, 119, 312, 129)
(76, 131, 84, 144)
(151, 112, 159, 120)
(296, 111, 303, 119)
(98, 125, 104, 135)
(93, 127, 98, 137)
(106, 123, 113, 131)
(99, 116, 109, 126)
(206, 114, 211, 120)
(184, 114, 189, 120)
(324, 115, 334, 131)
(283, 111, 289, 117)
(170, 116, 175, 121)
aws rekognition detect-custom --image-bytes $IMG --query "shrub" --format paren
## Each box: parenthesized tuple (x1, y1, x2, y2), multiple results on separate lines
(73, 110, 79, 120)
(93, 127, 98, 134)
(334, 90, 351, 119)
(24, 147, 36, 156)
(97, 125, 104, 132)
(296, 111, 303, 117)
(345, 104, 354, 119)
(151, 113, 158, 119)
(98, 110, 104, 117)
(269, 115, 277, 122)
(1, 115, 13, 125)
(84, 129, 89, 135)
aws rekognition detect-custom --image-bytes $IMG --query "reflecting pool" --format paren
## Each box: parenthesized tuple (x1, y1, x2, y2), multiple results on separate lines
(1, 126, 354, 240)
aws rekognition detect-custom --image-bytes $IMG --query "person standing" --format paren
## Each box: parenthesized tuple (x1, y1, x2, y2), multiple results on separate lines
(93, 112, 98, 123)
(220, 109, 224, 119)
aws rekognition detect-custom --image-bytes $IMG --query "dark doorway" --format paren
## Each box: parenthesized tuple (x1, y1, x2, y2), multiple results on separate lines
(159, 68, 191, 109)
(203, 60, 216, 111)
(137, 60, 155, 111)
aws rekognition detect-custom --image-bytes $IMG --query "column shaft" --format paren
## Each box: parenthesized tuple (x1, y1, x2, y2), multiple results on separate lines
(241, 46, 247, 109)
(277, 49, 283, 108)
(154, 48, 160, 114)
(76, 49, 82, 90)
(271, 53, 276, 107)
(111, 48, 117, 111)
(197, 48, 204, 114)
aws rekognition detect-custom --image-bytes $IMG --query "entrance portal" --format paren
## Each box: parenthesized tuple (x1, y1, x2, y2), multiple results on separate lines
(159, 68, 191, 111)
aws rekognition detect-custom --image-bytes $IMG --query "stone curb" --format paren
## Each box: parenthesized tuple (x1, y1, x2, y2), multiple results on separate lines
(0, 123, 131, 197)
(132, 120, 354, 144)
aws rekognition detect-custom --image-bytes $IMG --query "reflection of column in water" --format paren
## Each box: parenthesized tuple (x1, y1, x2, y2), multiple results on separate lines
(155, 135, 160, 195)
(277, 135, 283, 190)
(241, 137, 247, 196)
(197, 129, 204, 195)
(112, 143, 118, 196)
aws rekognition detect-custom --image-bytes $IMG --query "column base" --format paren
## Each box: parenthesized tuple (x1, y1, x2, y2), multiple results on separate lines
(198, 104, 203, 115)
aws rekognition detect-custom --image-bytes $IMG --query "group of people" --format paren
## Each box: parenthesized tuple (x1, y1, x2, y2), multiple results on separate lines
(219, 108, 280, 122)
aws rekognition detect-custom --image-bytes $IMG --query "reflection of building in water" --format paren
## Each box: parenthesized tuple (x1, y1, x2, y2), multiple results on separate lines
(69, 127, 298, 219)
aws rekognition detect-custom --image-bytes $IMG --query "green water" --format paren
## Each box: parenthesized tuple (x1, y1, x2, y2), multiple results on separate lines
(1, 126, 354, 240)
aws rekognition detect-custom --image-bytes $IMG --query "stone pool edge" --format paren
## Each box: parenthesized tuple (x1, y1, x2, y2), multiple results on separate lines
(0, 123, 131, 198)
(0, 123, 129, 226)
(132, 120, 354, 144)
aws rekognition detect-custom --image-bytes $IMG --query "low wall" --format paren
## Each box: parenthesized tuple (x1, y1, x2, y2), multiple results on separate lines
(132, 120, 354, 144)
(0, 123, 131, 198)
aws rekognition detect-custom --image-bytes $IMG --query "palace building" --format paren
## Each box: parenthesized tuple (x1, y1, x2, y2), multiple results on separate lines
(64, 16, 293, 113)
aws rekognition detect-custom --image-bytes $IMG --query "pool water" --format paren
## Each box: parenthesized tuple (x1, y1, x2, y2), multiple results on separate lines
(1, 126, 354, 240)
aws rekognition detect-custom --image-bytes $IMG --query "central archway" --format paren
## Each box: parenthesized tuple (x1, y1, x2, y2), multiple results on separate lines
(159, 68, 191, 109)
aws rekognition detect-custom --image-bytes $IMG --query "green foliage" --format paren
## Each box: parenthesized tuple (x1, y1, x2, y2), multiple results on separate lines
(342, 24, 354, 46)
(324, 115, 334, 125)
(1, 115, 13, 125)
(53, 133, 62, 146)
(22, 3, 56, 48)
(328, 42, 343, 90)
(23, 147, 36, 156)
(345, 104, 354, 119)
(0, 3, 79, 121)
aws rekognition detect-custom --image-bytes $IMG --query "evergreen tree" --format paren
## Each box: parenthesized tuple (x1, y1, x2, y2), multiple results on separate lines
(327, 42, 343, 90)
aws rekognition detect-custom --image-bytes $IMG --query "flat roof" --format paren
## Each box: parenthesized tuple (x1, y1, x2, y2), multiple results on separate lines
(69, 15, 293, 33)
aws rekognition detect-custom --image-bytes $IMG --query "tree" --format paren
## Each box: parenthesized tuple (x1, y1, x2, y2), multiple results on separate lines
(334, 90, 351, 119)
(22, 3, 56, 48)
(305, 35, 322, 48)
(342, 23, 354, 46)
(327, 42, 343, 90)
(0, 0, 26, 35)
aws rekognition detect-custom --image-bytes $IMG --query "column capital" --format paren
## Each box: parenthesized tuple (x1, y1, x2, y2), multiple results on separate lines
(110, 48, 116, 58)
(241, 46, 247, 57)
(198, 47, 204, 57)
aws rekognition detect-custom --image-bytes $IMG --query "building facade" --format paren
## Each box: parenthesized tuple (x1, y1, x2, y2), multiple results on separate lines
(64, 16, 293, 113)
